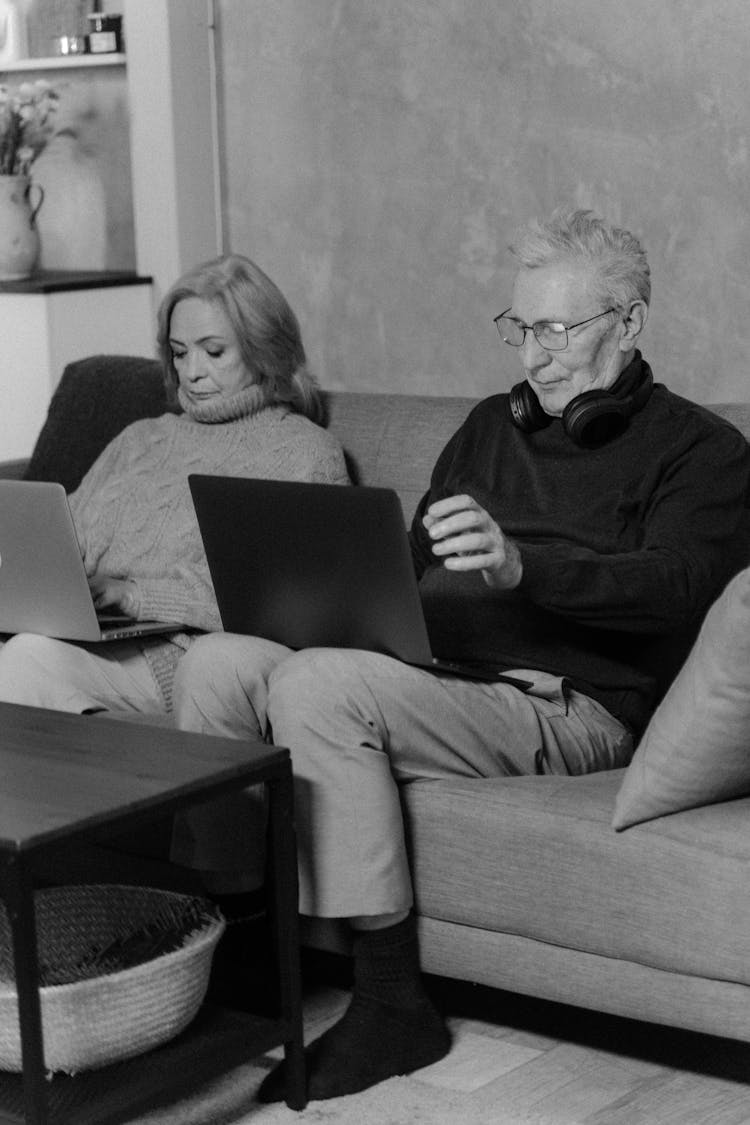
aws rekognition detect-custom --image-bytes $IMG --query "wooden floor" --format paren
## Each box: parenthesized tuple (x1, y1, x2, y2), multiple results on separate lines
(435, 979, 750, 1123)
(304, 949, 750, 1124)
(32, 842, 750, 1124)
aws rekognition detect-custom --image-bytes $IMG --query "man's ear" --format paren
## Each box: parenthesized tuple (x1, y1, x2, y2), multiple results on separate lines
(618, 300, 648, 351)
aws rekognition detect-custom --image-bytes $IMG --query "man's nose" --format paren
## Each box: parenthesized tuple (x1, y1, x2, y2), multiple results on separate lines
(519, 330, 551, 369)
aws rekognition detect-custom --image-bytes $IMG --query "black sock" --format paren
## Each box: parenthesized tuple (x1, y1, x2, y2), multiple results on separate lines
(257, 914, 450, 1103)
(352, 914, 430, 1006)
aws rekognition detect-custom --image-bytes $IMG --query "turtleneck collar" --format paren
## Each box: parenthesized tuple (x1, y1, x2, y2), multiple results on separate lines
(177, 382, 285, 424)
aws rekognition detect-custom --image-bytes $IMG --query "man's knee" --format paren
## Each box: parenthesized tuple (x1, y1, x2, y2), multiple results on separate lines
(267, 648, 377, 740)
(270, 648, 357, 704)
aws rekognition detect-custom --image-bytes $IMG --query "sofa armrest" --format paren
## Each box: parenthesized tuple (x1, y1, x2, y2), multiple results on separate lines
(0, 458, 29, 479)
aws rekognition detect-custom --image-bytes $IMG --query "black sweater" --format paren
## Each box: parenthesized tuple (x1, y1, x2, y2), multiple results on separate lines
(410, 358, 750, 736)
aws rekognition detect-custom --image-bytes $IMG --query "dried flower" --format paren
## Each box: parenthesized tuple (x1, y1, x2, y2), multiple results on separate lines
(0, 80, 59, 177)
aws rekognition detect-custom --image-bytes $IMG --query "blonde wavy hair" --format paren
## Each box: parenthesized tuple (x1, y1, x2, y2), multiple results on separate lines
(157, 253, 324, 423)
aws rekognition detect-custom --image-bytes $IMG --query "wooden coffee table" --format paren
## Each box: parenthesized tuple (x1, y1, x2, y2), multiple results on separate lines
(0, 701, 305, 1124)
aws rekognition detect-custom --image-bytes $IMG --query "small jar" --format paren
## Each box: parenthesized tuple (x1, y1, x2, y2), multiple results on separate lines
(86, 12, 123, 54)
(54, 35, 87, 56)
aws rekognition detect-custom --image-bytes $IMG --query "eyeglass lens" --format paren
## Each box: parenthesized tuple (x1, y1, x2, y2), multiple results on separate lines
(495, 316, 568, 351)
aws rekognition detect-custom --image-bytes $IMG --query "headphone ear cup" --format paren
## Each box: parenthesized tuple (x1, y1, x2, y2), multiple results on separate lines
(563, 391, 630, 448)
(509, 381, 552, 432)
(510, 363, 653, 445)
(563, 365, 654, 447)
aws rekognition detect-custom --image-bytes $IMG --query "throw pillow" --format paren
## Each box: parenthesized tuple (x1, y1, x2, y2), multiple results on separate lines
(612, 565, 750, 830)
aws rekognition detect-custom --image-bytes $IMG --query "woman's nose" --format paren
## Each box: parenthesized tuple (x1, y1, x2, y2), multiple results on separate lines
(186, 350, 206, 380)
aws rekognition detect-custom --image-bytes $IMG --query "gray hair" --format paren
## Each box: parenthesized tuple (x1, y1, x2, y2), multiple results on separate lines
(156, 253, 325, 424)
(509, 208, 651, 309)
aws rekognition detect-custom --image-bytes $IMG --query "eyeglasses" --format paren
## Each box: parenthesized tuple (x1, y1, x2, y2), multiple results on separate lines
(494, 307, 617, 352)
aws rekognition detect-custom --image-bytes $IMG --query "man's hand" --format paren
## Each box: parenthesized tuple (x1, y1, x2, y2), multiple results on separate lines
(89, 574, 141, 617)
(423, 494, 523, 590)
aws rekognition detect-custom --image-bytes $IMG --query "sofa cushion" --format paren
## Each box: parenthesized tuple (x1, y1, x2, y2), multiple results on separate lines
(24, 355, 169, 493)
(325, 391, 475, 524)
(711, 402, 750, 446)
(24, 358, 476, 518)
(612, 565, 750, 830)
(403, 771, 750, 987)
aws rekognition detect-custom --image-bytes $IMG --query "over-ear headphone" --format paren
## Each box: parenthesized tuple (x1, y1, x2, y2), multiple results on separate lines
(508, 358, 653, 448)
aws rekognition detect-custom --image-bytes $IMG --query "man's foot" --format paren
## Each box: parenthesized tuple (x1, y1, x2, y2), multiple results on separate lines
(257, 991, 451, 1102)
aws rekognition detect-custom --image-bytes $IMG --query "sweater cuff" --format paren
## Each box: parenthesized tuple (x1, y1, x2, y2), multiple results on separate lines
(133, 579, 222, 632)
(516, 542, 563, 603)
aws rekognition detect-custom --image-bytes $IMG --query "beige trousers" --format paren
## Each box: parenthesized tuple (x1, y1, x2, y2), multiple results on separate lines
(172, 634, 633, 917)
(0, 632, 165, 713)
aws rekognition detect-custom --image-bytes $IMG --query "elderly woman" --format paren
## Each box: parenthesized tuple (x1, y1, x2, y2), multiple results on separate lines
(0, 252, 349, 713)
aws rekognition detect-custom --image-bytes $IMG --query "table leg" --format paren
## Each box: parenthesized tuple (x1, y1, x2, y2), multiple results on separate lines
(266, 764, 306, 1111)
(1, 853, 48, 1125)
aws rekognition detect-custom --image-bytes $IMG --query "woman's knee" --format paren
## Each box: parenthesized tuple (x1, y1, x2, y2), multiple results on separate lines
(176, 633, 240, 694)
(174, 634, 246, 713)
(174, 632, 289, 736)
(0, 633, 70, 704)
(179, 633, 288, 691)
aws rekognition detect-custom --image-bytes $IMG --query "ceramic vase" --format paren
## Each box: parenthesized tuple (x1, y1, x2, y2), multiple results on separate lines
(0, 174, 44, 280)
(0, 0, 28, 66)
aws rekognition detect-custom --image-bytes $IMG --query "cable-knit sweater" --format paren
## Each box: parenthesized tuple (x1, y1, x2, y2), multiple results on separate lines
(68, 384, 349, 709)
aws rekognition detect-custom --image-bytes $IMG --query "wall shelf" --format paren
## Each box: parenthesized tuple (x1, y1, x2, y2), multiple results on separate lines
(0, 54, 125, 73)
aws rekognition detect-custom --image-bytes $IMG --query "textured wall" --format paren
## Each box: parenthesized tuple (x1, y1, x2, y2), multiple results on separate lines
(217, 0, 750, 401)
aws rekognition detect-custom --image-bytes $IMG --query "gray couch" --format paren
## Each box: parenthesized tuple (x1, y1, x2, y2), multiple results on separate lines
(8, 355, 750, 1046)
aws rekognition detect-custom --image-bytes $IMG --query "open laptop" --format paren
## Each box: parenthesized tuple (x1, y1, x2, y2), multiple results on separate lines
(0, 480, 184, 642)
(188, 475, 532, 690)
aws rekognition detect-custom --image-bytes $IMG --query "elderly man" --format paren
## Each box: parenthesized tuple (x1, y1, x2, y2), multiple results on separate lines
(173, 209, 750, 1101)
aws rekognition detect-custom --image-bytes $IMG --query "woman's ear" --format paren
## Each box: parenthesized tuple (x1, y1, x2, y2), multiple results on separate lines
(618, 300, 648, 351)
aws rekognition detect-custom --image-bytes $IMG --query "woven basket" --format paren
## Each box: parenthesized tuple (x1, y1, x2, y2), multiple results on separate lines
(0, 884, 225, 1074)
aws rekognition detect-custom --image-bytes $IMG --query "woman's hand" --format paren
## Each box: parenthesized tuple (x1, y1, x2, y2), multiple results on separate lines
(423, 494, 523, 590)
(89, 575, 141, 617)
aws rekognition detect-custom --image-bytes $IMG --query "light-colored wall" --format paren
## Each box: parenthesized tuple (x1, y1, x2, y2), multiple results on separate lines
(123, 0, 220, 304)
(2, 65, 135, 272)
(216, 0, 750, 403)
